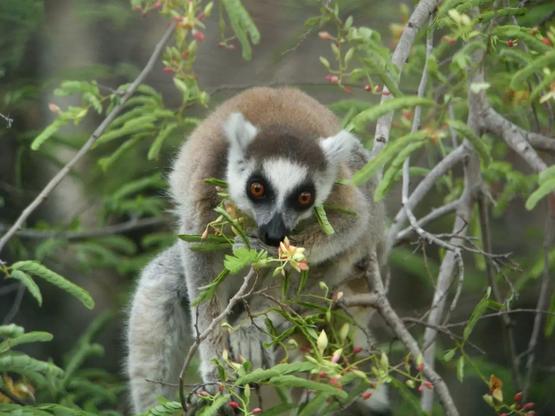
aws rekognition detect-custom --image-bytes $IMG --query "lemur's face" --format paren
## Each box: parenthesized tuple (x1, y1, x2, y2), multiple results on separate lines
(223, 113, 355, 247)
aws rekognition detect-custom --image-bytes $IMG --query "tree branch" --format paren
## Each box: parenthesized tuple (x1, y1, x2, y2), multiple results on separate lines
(178, 268, 257, 413)
(372, 0, 441, 154)
(366, 257, 460, 416)
(0, 23, 176, 256)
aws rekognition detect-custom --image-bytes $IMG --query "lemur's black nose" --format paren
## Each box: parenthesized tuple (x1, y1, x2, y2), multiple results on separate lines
(259, 214, 288, 247)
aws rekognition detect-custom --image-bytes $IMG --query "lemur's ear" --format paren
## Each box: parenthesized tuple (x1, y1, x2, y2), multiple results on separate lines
(320, 130, 357, 166)
(223, 112, 258, 153)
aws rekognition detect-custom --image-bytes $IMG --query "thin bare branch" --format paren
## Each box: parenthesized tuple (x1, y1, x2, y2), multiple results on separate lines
(178, 268, 257, 412)
(0, 23, 176, 255)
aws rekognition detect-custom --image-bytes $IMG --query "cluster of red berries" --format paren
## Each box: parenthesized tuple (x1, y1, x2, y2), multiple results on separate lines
(498, 392, 536, 416)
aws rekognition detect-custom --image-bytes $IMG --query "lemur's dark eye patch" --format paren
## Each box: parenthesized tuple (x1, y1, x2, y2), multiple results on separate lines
(246, 175, 274, 203)
(287, 182, 316, 211)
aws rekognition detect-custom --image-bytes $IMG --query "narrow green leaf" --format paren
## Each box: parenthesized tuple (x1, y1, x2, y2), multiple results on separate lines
(9, 269, 42, 306)
(456, 355, 465, 382)
(347, 97, 432, 131)
(511, 50, 555, 89)
(31, 118, 65, 150)
(148, 122, 178, 160)
(297, 392, 328, 416)
(268, 375, 348, 399)
(197, 394, 229, 416)
(314, 205, 335, 235)
(11, 261, 94, 309)
(447, 119, 491, 165)
(463, 288, 491, 341)
(525, 177, 555, 210)
(0, 331, 53, 354)
(351, 130, 429, 186)
(236, 361, 315, 385)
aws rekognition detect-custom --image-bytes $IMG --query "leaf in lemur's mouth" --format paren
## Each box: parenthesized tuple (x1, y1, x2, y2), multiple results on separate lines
(314, 205, 335, 236)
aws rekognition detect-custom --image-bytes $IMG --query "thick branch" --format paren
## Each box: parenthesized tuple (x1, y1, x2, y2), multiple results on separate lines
(372, 0, 441, 153)
(0, 23, 176, 255)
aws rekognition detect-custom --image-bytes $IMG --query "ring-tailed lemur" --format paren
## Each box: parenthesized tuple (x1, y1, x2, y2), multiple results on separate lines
(126, 87, 388, 414)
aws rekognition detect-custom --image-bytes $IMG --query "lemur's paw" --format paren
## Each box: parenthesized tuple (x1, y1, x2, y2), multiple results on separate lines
(229, 324, 275, 369)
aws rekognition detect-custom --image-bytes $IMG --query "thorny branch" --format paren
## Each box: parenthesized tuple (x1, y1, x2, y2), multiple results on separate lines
(0, 23, 177, 256)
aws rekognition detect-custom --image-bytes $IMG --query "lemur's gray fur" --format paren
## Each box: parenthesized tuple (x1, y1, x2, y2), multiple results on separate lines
(126, 88, 388, 414)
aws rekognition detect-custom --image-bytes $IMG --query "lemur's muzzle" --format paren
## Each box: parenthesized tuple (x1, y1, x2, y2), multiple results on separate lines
(259, 213, 288, 247)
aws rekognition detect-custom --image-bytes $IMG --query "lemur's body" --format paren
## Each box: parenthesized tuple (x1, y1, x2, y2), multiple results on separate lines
(127, 88, 387, 414)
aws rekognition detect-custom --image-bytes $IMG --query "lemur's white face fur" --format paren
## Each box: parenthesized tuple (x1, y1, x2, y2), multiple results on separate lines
(224, 112, 355, 247)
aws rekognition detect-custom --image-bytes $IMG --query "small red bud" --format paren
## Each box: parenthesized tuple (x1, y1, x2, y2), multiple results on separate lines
(329, 376, 339, 386)
(416, 362, 425, 372)
(382, 90, 391, 96)
(197, 12, 206, 20)
(418, 384, 424, 393)
(514, 392, 523, 402)
(218, 383, 225, 393)
(374, 84, 382, 93)
(506, 39, 515, 47)
(363, 84, 372, 92)
(193, 31, 205, 42)
(324, 74, 339, 84)
(228, 401, 240, 409)
(48, 102, 61, 114)
(423, 380, 433, 390)
(522, 402, 535, 410)
(319, 371, 327, 378)
(343, 86, 353, 94)
(163, 67, 174, 74)
(153, 0, 162, 9)
(353, 346, 363, 354)
(252, 408, 263, 414)
(318, 31, 334, 40)
(361, 391, 372, 400)
(541, 37, 552, 46)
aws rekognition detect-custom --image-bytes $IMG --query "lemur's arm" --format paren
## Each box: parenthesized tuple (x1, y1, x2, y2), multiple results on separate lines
(127, 243, 191, 413)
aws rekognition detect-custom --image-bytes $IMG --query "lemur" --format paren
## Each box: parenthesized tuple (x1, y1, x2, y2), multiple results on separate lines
(126, 87, 388, 414)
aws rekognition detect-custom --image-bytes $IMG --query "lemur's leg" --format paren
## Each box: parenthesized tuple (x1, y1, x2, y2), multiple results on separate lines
(127, 243, 191, 413)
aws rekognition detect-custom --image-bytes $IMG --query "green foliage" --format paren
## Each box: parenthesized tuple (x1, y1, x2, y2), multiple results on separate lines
(221, 0, 260, 60)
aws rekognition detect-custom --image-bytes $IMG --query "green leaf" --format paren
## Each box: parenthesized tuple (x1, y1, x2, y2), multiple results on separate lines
(525, 177, 555, 210)
(0, 354, 63, 379)
(146, 400, 182, 416)
(443, 348, 456, 362)
(236, 361, 315, 385)
(511, 50, 555, 89)
(224, 247, 259, 274)
(456, 355, 465, 382)
(314, 205, 334, 235)
(0, 324, 24, 339)
(197, 394, 230, 416)
(347, 97, 432, 132)
(351, 130, 428, 186)
(148, 122, 178, 160)
(221, 0, 260, 60)
(11, 260, 94, 309)
(297, 392, 328, 416)
(463, 288, 491, 341)
(544, 291, 555, 337)
(374, 140, 426, 201)
(0, 331, 53, 354)
(447, 120, 491, 165)
(268, 375, 348, 399)
(9, 269, 42, 306)
(31, 118, 66, 150)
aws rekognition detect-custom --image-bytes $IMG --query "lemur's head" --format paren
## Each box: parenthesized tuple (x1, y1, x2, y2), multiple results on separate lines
(224, 112, 356, 247)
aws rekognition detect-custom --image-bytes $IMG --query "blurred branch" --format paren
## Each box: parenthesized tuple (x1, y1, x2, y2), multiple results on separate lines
(478, 191, 521, 389)
(0, 216, 169, 241)
(0, 112, 13, 128)
(372, 0, 442, 155)
(0, 23, 177, 256)
(523, 200, 554, 398)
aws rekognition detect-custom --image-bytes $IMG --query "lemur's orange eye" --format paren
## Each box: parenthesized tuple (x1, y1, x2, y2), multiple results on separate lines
(250, 182, 265, 198)
(298, 191, 313, 207)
